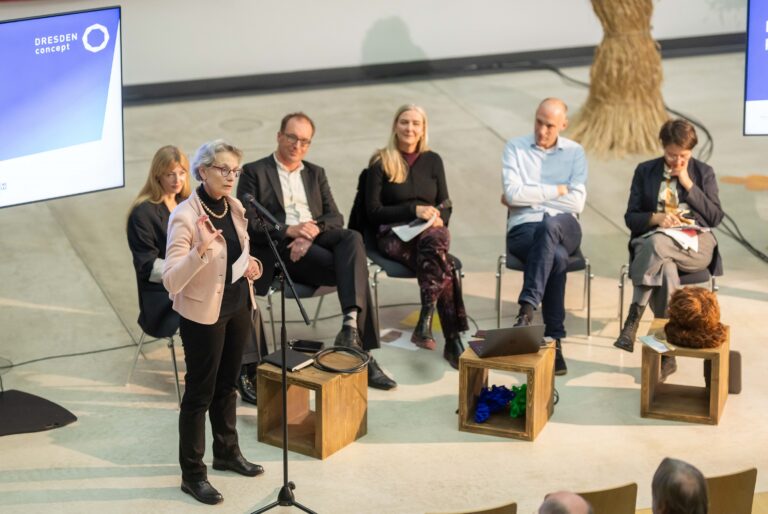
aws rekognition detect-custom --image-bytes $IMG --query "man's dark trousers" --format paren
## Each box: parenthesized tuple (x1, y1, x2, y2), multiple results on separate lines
(278, 228, 379, 350)
(506, 213, 581, 339)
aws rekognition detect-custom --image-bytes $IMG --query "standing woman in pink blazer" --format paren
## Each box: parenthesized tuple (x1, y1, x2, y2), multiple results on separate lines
(163, 140, 265, 505)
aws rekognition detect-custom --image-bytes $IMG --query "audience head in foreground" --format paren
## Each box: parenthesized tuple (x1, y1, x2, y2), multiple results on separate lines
(652, 457, 708, 514)
(539, 491, 593, 514)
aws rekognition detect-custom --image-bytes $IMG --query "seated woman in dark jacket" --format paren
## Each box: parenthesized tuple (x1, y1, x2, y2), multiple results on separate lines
(365, 105, 468, 369)
(127, 145, 191, 339)
(614, 119, 724, 368)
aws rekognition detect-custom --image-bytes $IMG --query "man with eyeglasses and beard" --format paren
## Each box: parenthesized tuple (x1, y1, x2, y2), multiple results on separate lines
(237, 112, 396, 391)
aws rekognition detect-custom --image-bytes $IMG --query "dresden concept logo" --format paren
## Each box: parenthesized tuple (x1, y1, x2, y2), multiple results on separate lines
(82, 24, 109, 53)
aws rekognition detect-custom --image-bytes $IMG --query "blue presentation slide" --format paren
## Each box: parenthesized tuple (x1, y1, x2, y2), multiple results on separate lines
(0, 7, 124, 208)
(745, 0, 768, 135)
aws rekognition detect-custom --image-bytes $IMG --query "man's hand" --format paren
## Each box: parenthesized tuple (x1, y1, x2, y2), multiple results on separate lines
(287, 237, 313, 262)
(557, 184, 569, 196)
(286, 220, 320, 240)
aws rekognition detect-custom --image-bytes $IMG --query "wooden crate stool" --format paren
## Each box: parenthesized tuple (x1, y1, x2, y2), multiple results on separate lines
(641, 319, 729, 425)
(256, 351, 367, 459)
(458, 342, 555, 441)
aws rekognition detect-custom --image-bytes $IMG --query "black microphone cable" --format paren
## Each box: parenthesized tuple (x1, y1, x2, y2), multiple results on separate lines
(312, 346, 370, 374)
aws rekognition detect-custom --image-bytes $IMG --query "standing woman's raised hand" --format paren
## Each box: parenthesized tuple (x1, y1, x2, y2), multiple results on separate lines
(196, 215, 221, 257)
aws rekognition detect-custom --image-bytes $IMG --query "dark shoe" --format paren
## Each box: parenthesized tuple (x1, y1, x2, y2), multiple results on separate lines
(367, 355, 397, 390)
(554, 339, 567, 376)
(443, 335, 465, 370)
(613, 303, 646, 353)
(334, 325, 362, 349)
(181, 479, 223, 505)
(411, 302, 437, 350)
(212, 454, 264, 477)
(238, 367, 257, 406)
(660, 355, 678, 383)
(514, 302, 534, 327)
(513, 313, 531, 327)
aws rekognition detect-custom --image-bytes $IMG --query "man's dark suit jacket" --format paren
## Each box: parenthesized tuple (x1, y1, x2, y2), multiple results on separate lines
(237, 155, 344, 295)
(624, 156, 724, 276)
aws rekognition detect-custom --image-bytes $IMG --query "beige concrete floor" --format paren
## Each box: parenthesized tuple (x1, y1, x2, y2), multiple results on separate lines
(1, 52, 767, 513)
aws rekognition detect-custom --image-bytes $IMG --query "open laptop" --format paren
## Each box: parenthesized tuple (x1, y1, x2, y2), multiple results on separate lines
(468, 325, 545, 358)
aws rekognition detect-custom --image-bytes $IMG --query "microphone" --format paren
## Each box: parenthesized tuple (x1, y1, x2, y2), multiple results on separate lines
(241, 193, 283, 231)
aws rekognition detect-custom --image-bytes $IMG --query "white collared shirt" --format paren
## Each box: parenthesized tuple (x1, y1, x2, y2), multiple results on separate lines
(274, 154, 313, 226)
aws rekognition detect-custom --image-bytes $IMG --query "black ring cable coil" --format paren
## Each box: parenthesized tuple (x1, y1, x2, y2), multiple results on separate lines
(312, 346, 370, 374)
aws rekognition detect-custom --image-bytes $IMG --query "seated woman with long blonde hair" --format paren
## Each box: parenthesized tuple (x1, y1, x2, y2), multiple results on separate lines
(127, 145, 191, 339)
(365, 105, 468, 369)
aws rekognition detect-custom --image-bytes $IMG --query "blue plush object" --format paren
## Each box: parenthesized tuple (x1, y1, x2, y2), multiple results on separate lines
(473, 385, 514, 423)
(474, 402, 490, 423)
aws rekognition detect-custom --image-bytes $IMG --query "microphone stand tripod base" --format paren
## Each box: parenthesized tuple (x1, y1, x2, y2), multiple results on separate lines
(253, 481, 316, 513)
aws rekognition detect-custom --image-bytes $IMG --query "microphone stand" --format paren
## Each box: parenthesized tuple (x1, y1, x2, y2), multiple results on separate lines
(249, 213, 316, 514)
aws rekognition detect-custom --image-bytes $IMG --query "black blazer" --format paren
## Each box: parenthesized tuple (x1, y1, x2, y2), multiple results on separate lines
(624, 157, 724, 276)
(237, 155, 344, 294)
(126, 200, 179, 337)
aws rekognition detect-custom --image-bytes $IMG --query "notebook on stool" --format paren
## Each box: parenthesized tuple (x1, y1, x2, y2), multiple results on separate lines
(468, 325, 546, 358)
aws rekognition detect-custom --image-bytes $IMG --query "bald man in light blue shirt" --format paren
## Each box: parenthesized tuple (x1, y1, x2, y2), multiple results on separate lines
(501, 98, 588, 375)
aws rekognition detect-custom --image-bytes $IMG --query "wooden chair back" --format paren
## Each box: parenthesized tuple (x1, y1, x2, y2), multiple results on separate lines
(577, 482, 637, 514)
(752, 491, 768, 514)
(426, 501, 517, 514)
(706, 468, 757, 514)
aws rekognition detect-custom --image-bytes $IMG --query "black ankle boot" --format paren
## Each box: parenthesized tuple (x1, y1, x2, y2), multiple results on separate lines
(613, 303, 646, 353)
(443, 335, 465, 370)
(411, 302, 437, 350)
(554, 339, 567, 375)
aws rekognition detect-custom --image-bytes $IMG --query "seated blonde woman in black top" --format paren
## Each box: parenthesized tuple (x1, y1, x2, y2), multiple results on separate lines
(127, 145, 191, 339)
(365, 104, 468, 369)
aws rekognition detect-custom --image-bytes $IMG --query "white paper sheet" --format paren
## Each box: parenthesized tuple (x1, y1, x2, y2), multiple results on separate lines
(231, 251, 249, 284)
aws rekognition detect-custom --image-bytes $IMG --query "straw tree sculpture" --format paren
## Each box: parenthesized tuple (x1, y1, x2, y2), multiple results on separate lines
(568, 0, 668, 157)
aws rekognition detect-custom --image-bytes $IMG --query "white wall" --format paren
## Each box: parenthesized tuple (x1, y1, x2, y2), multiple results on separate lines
(0, 0, 746, 86)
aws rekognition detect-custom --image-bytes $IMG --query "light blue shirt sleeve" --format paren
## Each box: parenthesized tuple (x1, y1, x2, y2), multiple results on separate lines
(502, 139, 559, 207)
(539, 145, 588, 214)
(501, 135, 589, 230)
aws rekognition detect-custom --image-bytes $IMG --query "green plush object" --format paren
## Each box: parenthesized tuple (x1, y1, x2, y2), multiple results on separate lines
(509, 384, 527, 418)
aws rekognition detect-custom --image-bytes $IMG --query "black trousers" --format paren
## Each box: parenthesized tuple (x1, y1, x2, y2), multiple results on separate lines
(240, 305, 269, 366)
(279, 228, 379, 350)
(178, 304, 251, 481)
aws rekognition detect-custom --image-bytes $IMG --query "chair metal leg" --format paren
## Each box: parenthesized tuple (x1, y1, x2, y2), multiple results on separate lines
(495, 254, 505, 328)
(266, 290, 277, 352)
(373, 266, 384, 336)
(618, 264, 629, 324)
(126, 332, 147, 385)
(712, 276, 718, 292)
(168, 336, 182, 408)
(312, 295, 325, 327)
(585, 260, 592, 336)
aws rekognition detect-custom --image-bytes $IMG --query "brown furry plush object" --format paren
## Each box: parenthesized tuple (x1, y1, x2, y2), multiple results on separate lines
(664, 287, 726, 348)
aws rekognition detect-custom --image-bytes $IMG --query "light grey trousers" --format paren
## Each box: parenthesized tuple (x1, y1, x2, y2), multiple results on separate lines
(629, 231, 717, 317)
